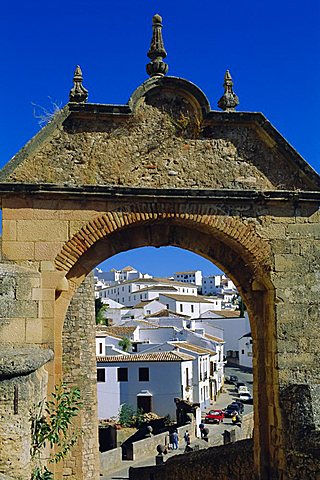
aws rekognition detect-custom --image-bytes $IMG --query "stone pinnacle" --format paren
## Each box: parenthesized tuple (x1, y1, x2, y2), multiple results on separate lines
(69, 65, 88, 103)
(146, 14, 169, 77)
(217, 70, 239, 111)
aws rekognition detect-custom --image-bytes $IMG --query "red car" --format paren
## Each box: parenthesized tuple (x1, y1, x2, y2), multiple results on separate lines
(204, 409, 225, 424)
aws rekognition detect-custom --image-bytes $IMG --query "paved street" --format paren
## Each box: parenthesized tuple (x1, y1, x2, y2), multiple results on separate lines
(101, 366, 253, 479)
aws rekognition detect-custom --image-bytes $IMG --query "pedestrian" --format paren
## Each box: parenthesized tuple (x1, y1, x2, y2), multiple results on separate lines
(172, 430, 179, 450)
(199, 422, 205, 438)
(184, 431, 192, 452)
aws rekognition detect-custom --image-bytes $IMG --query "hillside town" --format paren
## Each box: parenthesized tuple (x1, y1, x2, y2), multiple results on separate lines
(94, 266, 252, 423)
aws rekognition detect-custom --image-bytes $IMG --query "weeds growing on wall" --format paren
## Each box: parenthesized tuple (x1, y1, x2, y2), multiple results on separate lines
(31, 97, 62, 127)
(30, 383, 82, 480)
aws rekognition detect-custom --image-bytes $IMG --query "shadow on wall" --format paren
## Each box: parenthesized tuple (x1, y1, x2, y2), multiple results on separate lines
(129, 438, 254, 480)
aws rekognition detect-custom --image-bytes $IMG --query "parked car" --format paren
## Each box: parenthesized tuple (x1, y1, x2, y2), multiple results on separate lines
(239, 392, 253, 403)
(224, 405, 239, 417)
(229, 375, 238, 384)
(225, 375, 239, 385)
(229, 401, 244, 414)
(238, 385, 250, 395)
(235, 382, 246, 391)
(204, 409, 225, 424)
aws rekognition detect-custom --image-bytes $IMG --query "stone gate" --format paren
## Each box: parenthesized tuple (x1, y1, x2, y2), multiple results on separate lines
(0, 14, 319, 480)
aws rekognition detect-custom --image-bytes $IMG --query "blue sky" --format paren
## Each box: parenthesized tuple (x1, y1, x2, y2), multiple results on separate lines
(0, 0, 319, 275)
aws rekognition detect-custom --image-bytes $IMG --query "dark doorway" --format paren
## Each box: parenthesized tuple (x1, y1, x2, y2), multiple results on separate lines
(137, 395, 152, 413)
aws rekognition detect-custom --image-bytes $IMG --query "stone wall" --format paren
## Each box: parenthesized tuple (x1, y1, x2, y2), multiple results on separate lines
(129, 438, 254, 480)
(100, 447, 123, 475)
(62, 273, 100, 479)
(0, 348, 52, 480)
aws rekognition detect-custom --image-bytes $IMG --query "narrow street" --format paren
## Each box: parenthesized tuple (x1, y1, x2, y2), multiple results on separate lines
(101, 366, 253, 479)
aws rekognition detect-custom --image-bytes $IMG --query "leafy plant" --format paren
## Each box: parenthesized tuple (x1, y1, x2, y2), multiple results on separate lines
(118, 337, 132, 352)
(30, 383, 82, 480)
(118, 403, 136, 427)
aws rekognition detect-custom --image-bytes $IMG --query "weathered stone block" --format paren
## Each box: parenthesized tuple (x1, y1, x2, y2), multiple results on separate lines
(17, 220, 69, 242)
(2, 220, 17, 241)
(274, 254, 309, 272)
(2, 241, 34, 260)
(287, 223, 320, 238)
(35, 241, 64, 260)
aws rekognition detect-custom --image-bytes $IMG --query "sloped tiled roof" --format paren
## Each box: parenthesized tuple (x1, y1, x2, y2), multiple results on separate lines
(210, 310, 242, 318)
(96, 326, 137, 339)
(97, 351, 195, 362)
(159, 294, 213, 303)
(169, 341, 216, 356)
(136, 285, 178, 294)
(204, 333, 225, 343)
(145, 309, 190, 319)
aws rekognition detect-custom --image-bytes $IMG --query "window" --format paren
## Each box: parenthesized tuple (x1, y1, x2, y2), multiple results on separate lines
(99, 343, 103, 354)
(97, 369, 105, 382)
(139, 367, 149, 381)
(242, 349, 245, 355)
(146, 310, 151, 315)
(180, 304, 183, 312)
(191, 305, 194, 313)
(118, 368, 128, 382)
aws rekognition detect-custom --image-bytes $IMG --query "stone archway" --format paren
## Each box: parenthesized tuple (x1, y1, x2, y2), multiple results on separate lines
(52, 203, 275, 480)
(0, 20, 319, 478)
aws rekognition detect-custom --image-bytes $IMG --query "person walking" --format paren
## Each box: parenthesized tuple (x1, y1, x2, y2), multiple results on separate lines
(184, 431, 192, 452)
(172, 430, 179, 450)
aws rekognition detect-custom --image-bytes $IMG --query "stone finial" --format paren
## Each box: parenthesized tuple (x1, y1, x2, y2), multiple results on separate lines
(69, 65, 88, 103)
(146, 14, 169, 77)
(217, 70, 239, 111)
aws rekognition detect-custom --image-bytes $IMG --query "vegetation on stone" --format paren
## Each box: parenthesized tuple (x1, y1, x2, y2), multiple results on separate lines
(30, 383, 82, 480)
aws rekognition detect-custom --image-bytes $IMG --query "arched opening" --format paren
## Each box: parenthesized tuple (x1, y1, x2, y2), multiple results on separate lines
(54, 214, 280, 480)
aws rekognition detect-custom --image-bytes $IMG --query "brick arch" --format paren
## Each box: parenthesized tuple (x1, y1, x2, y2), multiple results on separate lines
(55, 205, 278, 479)
(55, 205, 271, 276)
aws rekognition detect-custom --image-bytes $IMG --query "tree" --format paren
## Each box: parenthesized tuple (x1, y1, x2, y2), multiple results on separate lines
(237, 296, 246, 317)
(118, 337, 132, 352)
(95, 297, 109, 325)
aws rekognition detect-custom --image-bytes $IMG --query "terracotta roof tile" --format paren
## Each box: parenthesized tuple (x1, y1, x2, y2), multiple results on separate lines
(96, 326, 137, 339)
(170, 341, 217, 356)
(159, 294, 213, 303)
(204, 333, 225, 343)
(96, 351, 195, 362)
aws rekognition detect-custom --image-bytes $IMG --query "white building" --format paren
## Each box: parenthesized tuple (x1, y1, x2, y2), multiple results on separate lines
(158, 293, 216, 319)
(96, 326, 140, 355)
(97, 351, 195, 419)
(202, 274, 237, 296)
(173, 270, 202, 287)
(97, 278, 197, 307)
(239, 332, 253, 371)
(199, 310, 250, 364)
